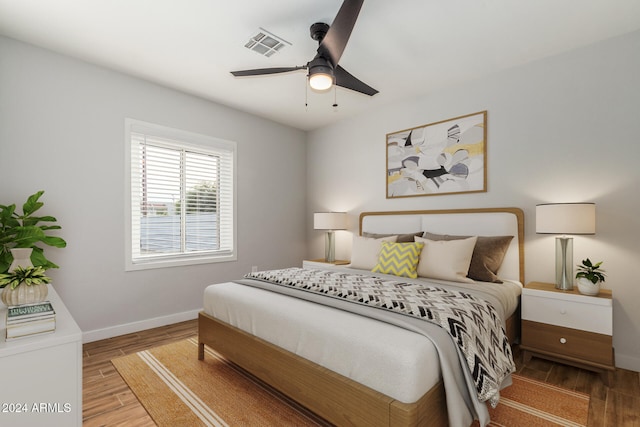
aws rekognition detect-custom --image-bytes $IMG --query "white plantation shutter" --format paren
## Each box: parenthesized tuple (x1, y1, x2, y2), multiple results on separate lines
(126, 119, 236, 270)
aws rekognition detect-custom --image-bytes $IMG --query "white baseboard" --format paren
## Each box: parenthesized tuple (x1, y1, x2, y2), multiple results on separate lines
(82, 308, 200, 343)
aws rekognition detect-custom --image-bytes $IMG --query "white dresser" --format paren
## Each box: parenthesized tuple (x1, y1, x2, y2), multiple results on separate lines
(520, 281, 614, 385)
(0, 285, 82, 426)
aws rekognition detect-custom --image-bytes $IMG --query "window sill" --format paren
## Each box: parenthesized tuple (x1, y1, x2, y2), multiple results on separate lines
(125, 253, 237, 271)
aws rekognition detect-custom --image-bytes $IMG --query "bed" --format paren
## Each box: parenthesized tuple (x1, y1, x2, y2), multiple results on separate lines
(198, 207, 524, 427)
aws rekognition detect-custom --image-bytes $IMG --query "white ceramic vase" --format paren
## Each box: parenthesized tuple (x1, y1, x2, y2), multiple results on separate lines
(1, 281, 49, 306)
(8, 248, 34, 272)
(577, 277, 600, 296)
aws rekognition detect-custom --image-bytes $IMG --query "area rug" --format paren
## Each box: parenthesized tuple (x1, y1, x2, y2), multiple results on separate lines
(473, 374, 590, 427)
(112, 337, 329, 427)
(114, 338, 590, 427)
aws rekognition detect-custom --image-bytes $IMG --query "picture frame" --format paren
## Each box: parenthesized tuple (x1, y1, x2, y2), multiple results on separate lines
(386, 111, 487, 198)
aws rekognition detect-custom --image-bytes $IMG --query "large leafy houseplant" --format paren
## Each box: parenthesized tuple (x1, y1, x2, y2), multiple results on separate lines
(0, 191, 67, 274)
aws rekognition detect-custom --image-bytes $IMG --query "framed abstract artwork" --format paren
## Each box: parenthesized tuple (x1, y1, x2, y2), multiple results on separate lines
(386, 111, 487, 198)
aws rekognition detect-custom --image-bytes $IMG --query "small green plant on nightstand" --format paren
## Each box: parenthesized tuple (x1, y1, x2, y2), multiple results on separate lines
(575, 258, 606, 284)
(0, 265, 52, 289)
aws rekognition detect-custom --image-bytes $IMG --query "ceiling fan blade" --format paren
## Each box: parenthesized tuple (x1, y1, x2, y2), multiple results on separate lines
(231, 66, 306, 77)
(317, 0, 364, 66)
(334, 65, 378, 96)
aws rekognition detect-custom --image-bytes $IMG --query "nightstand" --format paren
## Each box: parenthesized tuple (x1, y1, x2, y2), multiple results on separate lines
(520, 281, 615, 385)
(0, 284, 82, 425)
(303, 259, 350, 269)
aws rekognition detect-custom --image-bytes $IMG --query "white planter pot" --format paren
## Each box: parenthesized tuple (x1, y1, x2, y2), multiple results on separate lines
(1, 281, 49, 306)
(577, 277, 600, 296)
(8, 248, 34, 272)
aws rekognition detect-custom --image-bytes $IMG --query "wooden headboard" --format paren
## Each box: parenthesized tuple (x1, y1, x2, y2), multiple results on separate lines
(359, 208, 525, 284)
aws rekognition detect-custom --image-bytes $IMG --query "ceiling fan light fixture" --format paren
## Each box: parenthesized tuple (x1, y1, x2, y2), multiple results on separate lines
(308, 58, 334, 91)
(232, 1, 378, 97)
(309, 72, 333, 91)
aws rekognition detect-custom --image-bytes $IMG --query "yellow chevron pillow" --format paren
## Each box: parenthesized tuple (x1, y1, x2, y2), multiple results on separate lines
(372, 241, 424, 279)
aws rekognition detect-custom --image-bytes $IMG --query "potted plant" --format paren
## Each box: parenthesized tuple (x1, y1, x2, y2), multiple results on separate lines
(0, 265, 51, 306)
(575, 258, 605, 296)
(0, 190, 67, 274)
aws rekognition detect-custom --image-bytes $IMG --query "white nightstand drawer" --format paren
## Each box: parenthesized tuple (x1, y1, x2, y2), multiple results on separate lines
(303, 259, 350, 269)
(522, 293, 612, 335)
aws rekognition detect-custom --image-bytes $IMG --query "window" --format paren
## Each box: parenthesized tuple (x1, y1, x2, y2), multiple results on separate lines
(125, 119, 236, 270)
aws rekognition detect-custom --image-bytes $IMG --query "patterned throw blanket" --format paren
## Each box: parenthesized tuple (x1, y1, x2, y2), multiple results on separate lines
(245, 267, 515, 407)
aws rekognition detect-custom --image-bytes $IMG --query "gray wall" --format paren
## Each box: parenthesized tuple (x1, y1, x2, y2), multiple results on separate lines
(0, 36, 307, 339)
(307, 30, 640, 371)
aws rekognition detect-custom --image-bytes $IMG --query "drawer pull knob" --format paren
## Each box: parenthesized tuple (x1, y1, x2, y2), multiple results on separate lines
(560, 309, 567, 315)
(560, 338, 567, 344)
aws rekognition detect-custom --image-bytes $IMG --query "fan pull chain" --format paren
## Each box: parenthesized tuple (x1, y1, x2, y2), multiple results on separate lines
(305, 76, 309, 111)
(332, 84, 338, 111)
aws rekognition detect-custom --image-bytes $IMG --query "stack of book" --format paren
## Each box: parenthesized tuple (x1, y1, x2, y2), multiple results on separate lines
(5, 301, 56, 340)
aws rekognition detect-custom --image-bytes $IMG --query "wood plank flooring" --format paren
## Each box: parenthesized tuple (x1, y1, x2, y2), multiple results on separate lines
(83, 319, 198, 426)
(83, 320, 640, 426)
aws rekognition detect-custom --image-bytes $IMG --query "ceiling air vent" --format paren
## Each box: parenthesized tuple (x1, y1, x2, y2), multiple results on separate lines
(244, 28, 291, 57)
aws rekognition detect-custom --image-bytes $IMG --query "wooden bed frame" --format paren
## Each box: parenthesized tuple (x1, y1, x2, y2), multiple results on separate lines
(198, 208, 524, 426)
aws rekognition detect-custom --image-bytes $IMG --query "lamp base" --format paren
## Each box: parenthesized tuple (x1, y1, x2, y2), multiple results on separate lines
(324, 231, 336, 263)
(555, 236, 574, 290)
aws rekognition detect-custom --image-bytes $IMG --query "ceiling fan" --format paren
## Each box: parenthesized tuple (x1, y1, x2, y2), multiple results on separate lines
(231, 0, 378, 96)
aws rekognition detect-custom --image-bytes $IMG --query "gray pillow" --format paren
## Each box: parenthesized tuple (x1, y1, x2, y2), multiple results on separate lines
(422, 232, 513, 283)
(362, 231, 423, 243)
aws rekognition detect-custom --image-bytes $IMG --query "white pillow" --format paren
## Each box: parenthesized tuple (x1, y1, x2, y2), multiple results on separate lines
(349, 235, 398, 270)
(415, 236, 478, 282)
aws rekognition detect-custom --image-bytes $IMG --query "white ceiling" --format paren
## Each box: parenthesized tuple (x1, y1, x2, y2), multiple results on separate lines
(1, 1, 640, 131)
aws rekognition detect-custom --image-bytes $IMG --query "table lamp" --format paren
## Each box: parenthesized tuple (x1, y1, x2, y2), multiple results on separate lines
(314, 212, 347, 263)
(536, 203, 596, 290)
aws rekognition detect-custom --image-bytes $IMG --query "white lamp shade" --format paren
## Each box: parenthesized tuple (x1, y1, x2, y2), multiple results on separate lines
(536, 203, 596, 234)
(314, 212, 347, 230)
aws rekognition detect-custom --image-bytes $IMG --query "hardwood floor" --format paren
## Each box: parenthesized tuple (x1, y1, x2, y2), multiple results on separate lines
(83, 319, 198, 426)
(83, 320, 640, 426)
(512, 346, 640, 427)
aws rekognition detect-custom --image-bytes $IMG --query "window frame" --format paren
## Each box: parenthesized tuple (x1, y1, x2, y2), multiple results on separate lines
(125, 118, 237, 271)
